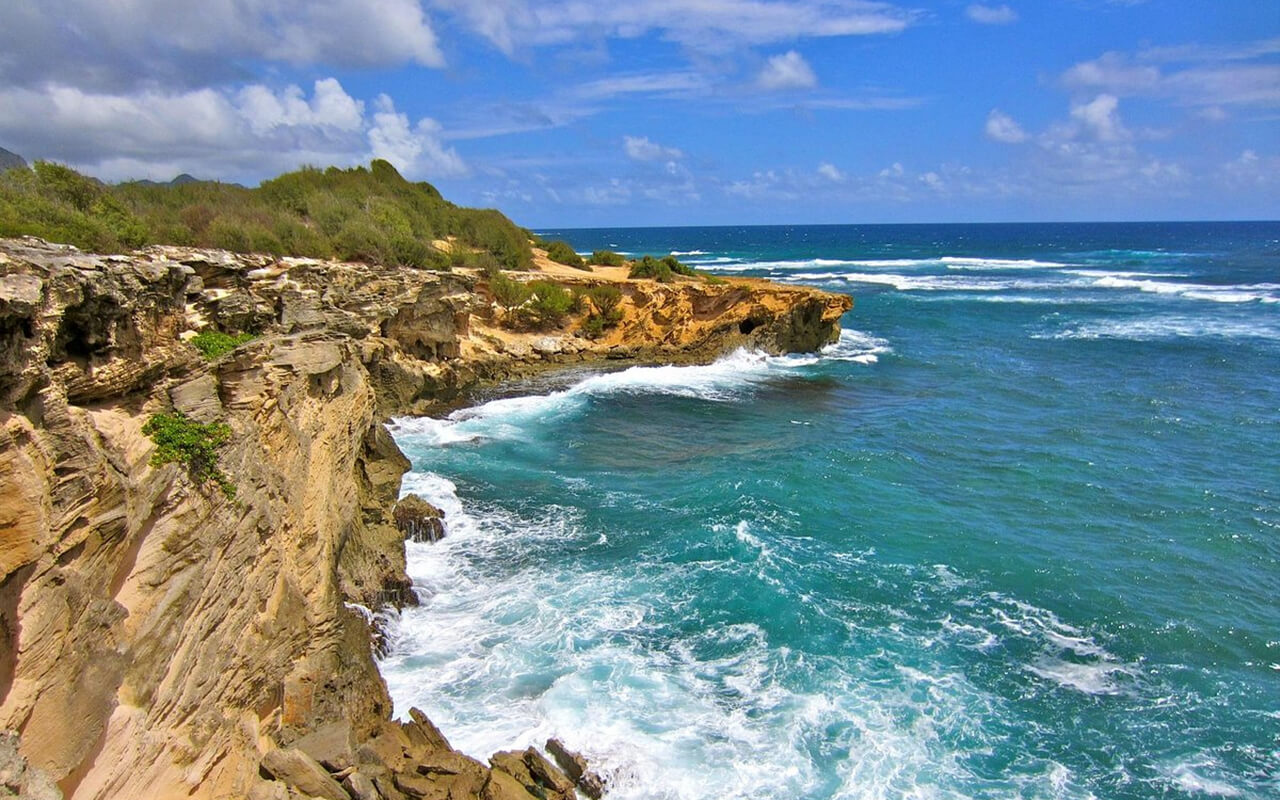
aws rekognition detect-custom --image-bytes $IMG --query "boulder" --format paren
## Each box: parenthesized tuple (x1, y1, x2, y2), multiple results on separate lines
(394, 495, 446, 543)
(260, 747, 351, 800)
(546, 739, 605, 800)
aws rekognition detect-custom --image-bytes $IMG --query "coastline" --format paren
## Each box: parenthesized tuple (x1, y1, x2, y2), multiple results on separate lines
(0, 236, 849, 799)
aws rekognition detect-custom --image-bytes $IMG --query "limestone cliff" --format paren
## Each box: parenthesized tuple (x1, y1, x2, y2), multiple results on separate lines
(0, 237, 850, 799)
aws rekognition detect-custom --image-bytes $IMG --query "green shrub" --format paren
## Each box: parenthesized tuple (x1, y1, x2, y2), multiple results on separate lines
(190, 330, 256, 359)
(142, 412, 236, 498)
(544, 240, 587, 270)
(490, 273, 531, 310)
(525, 280, 574, 327)
(628, 254, 696, 282)
(586, 285, 622, 316)
(589, 250, 626, 267)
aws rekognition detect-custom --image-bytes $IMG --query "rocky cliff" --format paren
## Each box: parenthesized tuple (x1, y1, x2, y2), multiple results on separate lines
(0, 237, 850, 799)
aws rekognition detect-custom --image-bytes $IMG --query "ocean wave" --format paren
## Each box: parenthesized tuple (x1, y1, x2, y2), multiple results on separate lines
(1089, 275, 1280, 303)
(380, 492, 1083, 800)
(822, 328, 892, 363)
(391, 336, 886, 446)
(940, 256, 1074, 270)
(1041, 316, 1280, 342)
(669, 250, 708, 256)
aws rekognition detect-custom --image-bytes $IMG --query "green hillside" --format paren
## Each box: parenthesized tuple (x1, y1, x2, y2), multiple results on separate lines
(0, 159, 531, 270)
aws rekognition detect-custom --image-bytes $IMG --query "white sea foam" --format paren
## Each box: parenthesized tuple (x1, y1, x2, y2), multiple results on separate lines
(822, 329, 892, 363)
(982, 593, 1140, 696)
(1089, 275, 1280, 303)
(669, 250, 708, 256)
(390, 336, 887, 446)
(940, 256, 1072, 270)
(1161, 757, 1245, 797)
(1043, 316, 1280, 342)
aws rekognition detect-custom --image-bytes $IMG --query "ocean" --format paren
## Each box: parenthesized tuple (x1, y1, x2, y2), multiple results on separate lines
(381, 222, 1280, 799)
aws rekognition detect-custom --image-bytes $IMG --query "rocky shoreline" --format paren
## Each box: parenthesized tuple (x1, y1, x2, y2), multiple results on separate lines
(0, 237, 849, 799)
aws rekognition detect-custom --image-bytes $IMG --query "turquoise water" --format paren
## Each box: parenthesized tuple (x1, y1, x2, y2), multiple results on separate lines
(382, 223, 1280, 799)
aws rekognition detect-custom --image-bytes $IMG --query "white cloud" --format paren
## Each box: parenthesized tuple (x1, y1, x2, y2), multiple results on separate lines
(1062, 44, 1280, 108)
(575, 72, 710, 100)
(817, 162, 845, 182)
(965, 4, 1018, 25)
(985, 109, 1028, 143)
(0, 0, 444, 91)
(433, 0, 917, 54)
(0, 79, 464, 182)
(1069, 94, 1129, 142)
(758, 51, 818, 91)
(624, 136, 683, 161)
(368, 95, 467, 177)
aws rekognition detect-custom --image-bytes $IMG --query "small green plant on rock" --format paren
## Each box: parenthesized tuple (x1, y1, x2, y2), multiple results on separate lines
(142, 412, 236, 498)
(190, 329, 256, 360)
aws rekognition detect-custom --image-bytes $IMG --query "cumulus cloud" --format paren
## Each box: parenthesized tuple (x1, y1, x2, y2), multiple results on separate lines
(624, 136, 684, 161)
(0, 79, 464, 183)
(985, 109, 1028, 143)
(0, 0, 444, 91)
(758, 51, 818, 91)
(965, 4, 1018, 25)
(432, 0, 917, 55)
(817, 162, 846, 182)
(1069, 94, 1129, 142)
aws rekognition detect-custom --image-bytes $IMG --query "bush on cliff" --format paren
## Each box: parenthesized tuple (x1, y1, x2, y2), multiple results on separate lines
(544, 240, 588, 270)
(0, 159, 533, 270)
(627, 254, 686, 282)
(589, 250, 626, 267)
(578, 284, 625, 339)
(142, 412, 237, 499)
(525, 280, 575, 327)
(490, 273, 532, 311)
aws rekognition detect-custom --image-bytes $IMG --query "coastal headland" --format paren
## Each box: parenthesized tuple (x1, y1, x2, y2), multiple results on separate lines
(0, 234, 849, 800)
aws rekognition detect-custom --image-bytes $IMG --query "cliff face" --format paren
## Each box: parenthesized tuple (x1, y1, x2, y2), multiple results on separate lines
(0, 237, 850, 800)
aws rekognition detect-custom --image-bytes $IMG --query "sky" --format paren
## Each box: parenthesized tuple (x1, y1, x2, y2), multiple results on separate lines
(0, 1, 1276, 227)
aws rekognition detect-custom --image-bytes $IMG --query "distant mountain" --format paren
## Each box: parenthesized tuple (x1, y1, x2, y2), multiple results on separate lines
(0, 147, 27, 172)
(128, 173, 202, 188)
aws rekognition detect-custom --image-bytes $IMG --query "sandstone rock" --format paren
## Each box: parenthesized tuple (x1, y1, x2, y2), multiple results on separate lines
(545, 739, 604, 800)
(294, 720, 357, 772)
(490, 749, 575, 800)
(343, 770, 381, 800)
(405, 707, 453, 754)
(260, 747, 351, 800)
(394, 496, 446, 543)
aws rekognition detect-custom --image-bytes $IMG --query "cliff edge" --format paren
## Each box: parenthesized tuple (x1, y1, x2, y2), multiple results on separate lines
(0, 237, 850, 799)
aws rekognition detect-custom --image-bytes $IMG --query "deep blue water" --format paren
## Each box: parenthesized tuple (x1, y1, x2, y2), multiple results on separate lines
(383, 222, 1280, 799)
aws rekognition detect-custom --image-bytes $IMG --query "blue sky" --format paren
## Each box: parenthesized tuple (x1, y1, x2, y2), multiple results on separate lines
(1, 1, 1276, 225)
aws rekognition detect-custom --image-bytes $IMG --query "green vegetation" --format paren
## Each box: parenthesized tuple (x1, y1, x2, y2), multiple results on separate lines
(190, 330, 256, 360)
(578, 285, 624, 339)
(0, 159, 532, 270)
(628, 254, 697, 283)
(589, 250, 627, 267)
(142, 412, 236, 499)
(544, 240, 589, 270)
(489, 272, 532, 311)
(525, 280, 575, 327)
